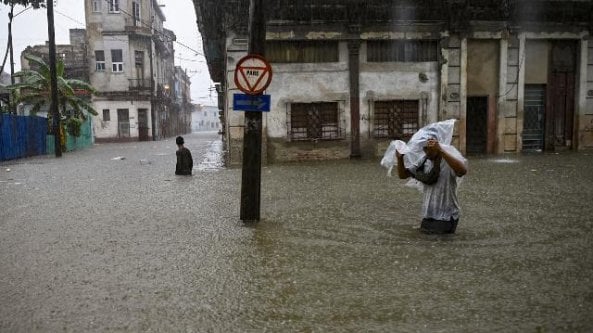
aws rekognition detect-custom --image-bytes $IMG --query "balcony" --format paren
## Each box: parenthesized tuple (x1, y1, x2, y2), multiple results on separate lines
(128, 78, 151, 91)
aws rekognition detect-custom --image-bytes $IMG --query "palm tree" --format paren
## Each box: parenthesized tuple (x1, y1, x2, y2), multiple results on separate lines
(10, 54, 97, 146)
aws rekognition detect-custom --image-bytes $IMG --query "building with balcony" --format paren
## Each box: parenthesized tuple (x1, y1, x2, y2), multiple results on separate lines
(194, 0, 593, 165)
(85, 0, 176, 142)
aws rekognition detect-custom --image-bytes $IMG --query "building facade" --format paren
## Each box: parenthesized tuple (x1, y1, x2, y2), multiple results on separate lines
(194, 0, 593, 165)
(172, 66, 192, 135)
(191, 104, 221, 132)
(85, 0, 176, 142)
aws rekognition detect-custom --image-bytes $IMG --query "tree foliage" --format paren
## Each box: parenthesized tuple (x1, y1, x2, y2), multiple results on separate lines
(1, 0, 44, 8)
(10, 54, 97, 136)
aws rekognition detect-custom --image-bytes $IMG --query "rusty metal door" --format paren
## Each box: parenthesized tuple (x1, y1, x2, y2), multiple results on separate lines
(466, 96, 488, 155)
(522, 85, 545, 152)
(546, 41, 576, 150)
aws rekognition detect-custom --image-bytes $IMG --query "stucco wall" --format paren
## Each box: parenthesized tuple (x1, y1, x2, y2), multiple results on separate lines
(92, 101, 151, 140)
(525, 40, 550, 84)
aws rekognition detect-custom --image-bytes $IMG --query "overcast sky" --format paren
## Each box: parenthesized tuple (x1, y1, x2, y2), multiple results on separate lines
(0, 0, 216, 106)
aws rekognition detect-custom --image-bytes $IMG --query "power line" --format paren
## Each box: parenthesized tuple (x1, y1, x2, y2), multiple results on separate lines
(53, 3, 204, 57)
(99, 0, 204, 57)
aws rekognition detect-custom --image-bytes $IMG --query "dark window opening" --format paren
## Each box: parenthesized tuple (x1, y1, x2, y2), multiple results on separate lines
(266, 41, 339, 63)
(367, 40, 439, 62)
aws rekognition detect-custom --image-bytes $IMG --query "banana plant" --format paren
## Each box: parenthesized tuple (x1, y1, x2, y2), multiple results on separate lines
(10, 54, 97, 137)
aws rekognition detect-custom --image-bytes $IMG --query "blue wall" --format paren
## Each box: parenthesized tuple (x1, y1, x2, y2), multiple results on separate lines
(0, 114, 48, 161)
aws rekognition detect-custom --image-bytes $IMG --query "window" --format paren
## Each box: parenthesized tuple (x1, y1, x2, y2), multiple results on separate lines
(95, 50, 105, 71)
(373, 100, 419, 139)
(134, 51, 144, 66)
(132, 1, 141, 26)
(289, 102, 341, 141)
(266, 41, 339, 63)
(92, 0, 101, 12)
(102, 109, 110, 121)
(367, 40, 439, 62)
(108, 0, 120, 13)
(111, 49, 123, 72)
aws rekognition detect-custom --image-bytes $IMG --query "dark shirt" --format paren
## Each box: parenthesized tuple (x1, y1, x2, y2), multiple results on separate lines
(175, 147, 193, 175)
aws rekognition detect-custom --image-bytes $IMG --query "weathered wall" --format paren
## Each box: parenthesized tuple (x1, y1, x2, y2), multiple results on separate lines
(92, 100, 151, 141)
(467, 40, 499, 97)
(525, 40, 550, 84)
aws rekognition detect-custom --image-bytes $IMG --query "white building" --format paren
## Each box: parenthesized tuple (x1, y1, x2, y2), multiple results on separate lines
(192, 105, 221, 132)
(85, 0, 175, 142)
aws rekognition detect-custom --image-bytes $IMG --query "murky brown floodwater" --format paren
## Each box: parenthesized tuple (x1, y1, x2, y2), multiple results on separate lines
(1, 133, 592, 332)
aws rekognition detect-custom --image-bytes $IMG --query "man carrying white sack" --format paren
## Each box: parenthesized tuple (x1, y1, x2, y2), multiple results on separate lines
(381, 119, 468, 234)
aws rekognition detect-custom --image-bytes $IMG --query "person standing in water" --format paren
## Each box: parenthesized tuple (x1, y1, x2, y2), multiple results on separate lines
(175, 136, 193, 176)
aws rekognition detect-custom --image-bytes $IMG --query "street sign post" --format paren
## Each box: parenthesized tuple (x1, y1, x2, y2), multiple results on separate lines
(233, 94, 271, 112)
(234, 54, 273, 95)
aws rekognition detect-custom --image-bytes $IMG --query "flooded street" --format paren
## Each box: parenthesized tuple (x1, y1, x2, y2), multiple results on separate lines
(1, 132, 592, 332)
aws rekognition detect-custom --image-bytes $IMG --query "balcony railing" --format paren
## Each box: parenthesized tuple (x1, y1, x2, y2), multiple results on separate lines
(129, 78, 151, 91)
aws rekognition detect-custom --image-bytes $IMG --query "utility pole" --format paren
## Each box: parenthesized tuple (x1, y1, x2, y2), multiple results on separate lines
(8, 4, 16, 113)
(46, 0, 61, 157)
(240, 0, 265, 222)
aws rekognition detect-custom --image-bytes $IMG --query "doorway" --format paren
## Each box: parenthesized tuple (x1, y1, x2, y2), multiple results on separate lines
(523, 85, 546, 152)
(117, 109, 130, 138)
(466, 96, 488, 155)
(546, 41, 576, 150)
(138, 109, 149, 141)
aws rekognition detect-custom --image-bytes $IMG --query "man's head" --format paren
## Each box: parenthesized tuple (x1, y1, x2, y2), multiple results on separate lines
(176, 136, 184, 146)
(422, 127, 440, 159)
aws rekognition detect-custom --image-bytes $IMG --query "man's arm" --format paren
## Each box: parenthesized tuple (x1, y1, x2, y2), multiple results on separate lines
(396, 151, 412, 179)
(439, 145, 467, 177)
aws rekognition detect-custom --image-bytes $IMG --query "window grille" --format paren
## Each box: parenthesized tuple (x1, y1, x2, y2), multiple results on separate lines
(95, 50, 105, 71)
(102, 109, 110, 121)
(288, 102, 341, 141)
(266, 41, 339, 63)
(373, 100, 419, 140)
(111, 49, 123, 72)
(367, 40, 439, 62)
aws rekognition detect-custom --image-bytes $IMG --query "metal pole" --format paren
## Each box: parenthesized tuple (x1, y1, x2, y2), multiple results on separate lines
(47, 0, 61, 157)
(240, 0, 265, 222)
(8, 5, 15, 114)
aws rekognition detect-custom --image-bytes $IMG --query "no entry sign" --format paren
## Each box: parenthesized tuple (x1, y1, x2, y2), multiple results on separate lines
(234, 54, 273, 95)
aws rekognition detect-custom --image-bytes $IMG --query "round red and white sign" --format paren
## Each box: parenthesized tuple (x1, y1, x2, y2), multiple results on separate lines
(234, 54, 273, 95)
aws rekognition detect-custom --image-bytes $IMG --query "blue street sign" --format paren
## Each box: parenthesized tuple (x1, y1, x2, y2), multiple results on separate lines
(233, 94, 271, 112)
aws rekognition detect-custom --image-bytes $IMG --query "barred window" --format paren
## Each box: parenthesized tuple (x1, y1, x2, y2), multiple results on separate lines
(289, 102, 341, 141)
(367, 40, 439, 62)
(266, 41, 339, 63)
(102, 109, 110, 121)
(373, 100, 419, 140)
